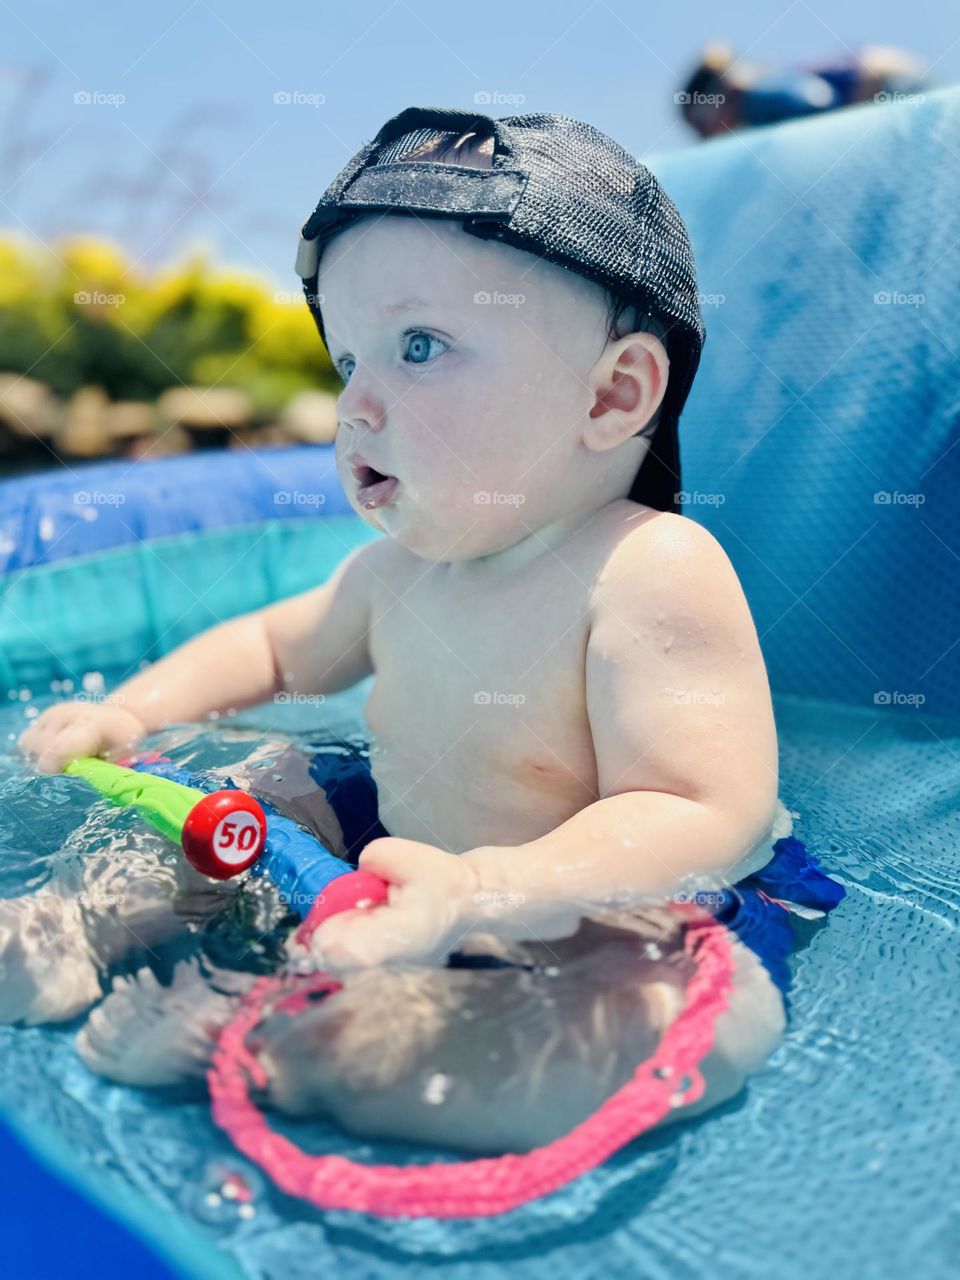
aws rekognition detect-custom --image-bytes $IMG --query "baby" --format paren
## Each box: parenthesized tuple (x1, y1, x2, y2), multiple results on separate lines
(11, 106, 807, 1155)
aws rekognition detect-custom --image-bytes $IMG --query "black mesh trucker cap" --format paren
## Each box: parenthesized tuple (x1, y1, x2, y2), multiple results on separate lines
(294, 106, 706, 512)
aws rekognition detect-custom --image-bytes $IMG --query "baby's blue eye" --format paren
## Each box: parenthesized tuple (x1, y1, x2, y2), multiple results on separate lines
(403, 330, 447, 366)
(336, 330, 446, 382)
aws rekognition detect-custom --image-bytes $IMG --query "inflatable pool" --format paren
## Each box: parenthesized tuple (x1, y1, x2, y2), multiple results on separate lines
(1, 88, 958, 1279)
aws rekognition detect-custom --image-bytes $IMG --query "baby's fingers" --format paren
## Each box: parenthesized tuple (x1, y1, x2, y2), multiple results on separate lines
(17, 703, 77, 758)
(307, 911, 390, 970)
(33, 721, 102, 775)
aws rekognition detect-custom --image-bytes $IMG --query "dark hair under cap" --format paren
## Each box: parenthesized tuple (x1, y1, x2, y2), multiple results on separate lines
(295, 106, 706, 513)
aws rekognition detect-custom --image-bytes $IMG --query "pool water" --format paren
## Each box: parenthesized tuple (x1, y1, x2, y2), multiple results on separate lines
(0, 683, 956, 1279)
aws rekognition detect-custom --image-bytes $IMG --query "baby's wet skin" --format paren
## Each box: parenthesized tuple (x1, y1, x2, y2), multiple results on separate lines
(360, 498, 660, 852)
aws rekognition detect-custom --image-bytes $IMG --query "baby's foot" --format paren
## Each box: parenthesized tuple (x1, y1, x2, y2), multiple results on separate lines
(0, 893, 102, 1025)
(76, 960, 253, 1088)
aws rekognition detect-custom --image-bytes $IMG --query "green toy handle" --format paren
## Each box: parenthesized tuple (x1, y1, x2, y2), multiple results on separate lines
(63, 755, 268, 880)
(64, 756, 201, 844)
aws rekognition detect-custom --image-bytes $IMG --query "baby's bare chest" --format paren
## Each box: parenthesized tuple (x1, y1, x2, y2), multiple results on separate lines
(363, 564, 601, 846)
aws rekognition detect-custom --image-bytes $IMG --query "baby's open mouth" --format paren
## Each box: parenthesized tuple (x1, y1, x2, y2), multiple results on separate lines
(352, 462, 399, 510)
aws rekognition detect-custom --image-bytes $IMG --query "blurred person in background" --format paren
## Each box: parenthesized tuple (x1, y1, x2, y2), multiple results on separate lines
(679, 41, 930, 138)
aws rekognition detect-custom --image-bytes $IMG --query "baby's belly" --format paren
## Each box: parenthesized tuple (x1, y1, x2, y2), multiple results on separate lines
(366, 733, 599, 853)
(364, 730, 793, 878)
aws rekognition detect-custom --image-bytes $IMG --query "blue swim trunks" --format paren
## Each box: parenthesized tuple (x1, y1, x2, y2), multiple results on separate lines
(287, 738, 846, 1010)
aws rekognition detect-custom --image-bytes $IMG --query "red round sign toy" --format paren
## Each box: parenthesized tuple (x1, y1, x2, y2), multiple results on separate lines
(181, 790, 268, 879)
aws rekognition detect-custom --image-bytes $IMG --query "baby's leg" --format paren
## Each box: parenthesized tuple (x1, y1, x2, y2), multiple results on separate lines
(0, 893, 102, 1025)
(253, 909, 782, 1155)
(0, 814, 238, 1026)
(656, 932, 786, 1128)
(77, 909, 785, 1159)
(76, 825, 237, 965)
(221, 741, 350, 858)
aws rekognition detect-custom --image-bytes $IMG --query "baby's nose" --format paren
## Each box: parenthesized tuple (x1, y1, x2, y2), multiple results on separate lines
(337, 374, 386, 432)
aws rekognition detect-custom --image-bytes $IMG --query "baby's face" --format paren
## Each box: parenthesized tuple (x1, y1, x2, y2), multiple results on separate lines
(319, 212, 614, 561)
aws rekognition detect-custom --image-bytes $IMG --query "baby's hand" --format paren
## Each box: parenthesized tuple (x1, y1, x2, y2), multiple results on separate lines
(294, 838, 482, 970)
(18, 700, 148, 774)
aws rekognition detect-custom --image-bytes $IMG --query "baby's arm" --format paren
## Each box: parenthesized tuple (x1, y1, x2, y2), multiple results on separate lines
(463, 514, 780, 928)
(19, 538, 383, 772)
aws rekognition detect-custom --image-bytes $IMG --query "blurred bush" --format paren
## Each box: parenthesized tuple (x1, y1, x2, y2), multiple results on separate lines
(0, 233, 335, 411)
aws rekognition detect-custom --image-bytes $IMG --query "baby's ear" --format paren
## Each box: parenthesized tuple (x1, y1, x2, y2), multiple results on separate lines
(583, 332, 669, 452)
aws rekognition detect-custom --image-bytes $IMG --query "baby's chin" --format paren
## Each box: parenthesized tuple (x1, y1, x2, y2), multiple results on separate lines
(357, 495, 530, 563)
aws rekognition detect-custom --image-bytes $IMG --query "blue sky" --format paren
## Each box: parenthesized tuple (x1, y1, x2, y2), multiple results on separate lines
(1, 0, 956, 288)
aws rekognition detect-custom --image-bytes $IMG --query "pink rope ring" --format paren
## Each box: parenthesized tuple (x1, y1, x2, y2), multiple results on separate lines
(207, 898, 735, 1218)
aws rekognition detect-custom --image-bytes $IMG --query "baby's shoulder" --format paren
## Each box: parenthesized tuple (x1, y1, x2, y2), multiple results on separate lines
(590, 504, 750, 624)
(593, 502, 732, 574)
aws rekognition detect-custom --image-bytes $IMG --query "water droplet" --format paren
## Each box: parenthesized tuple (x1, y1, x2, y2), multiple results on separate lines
(668, 1073, 694, 1106)
(184, 1161, 265, 1225)
(422, 1072, 452, 1105)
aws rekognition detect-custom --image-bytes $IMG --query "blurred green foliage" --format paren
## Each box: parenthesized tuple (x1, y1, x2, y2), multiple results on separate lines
(0, 234, 335, 413)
